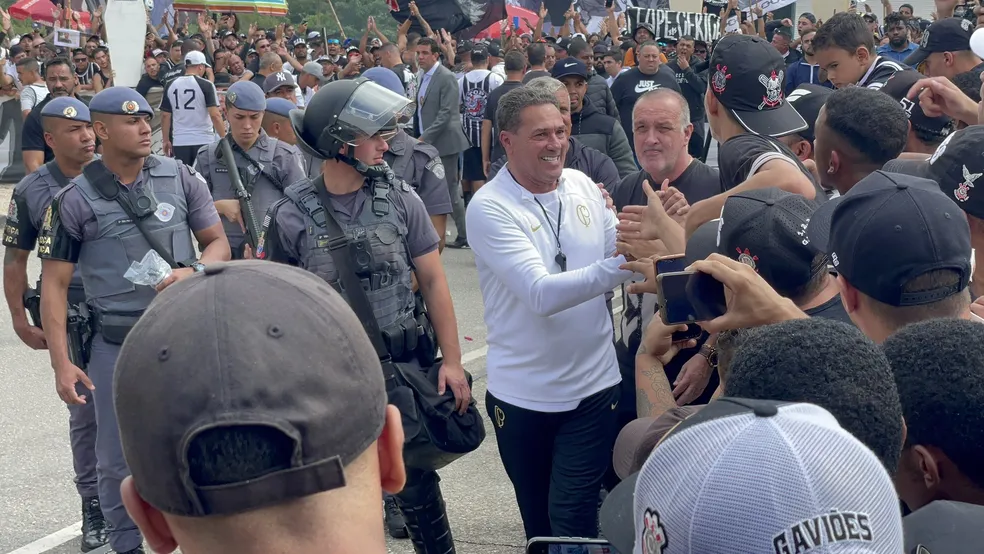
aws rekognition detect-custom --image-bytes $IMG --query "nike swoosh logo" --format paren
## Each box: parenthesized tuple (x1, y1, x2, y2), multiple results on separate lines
(532, 224, 542, 232)
(564, 62, 577, 67)
(611, 401, 619, 410)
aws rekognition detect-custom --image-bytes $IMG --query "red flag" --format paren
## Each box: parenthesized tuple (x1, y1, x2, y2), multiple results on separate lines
(386, 0, 399, 12)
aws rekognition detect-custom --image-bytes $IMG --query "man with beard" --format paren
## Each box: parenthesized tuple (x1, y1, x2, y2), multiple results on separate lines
(786, 29, 832, 93)
(3, 97, 107, 553)
(877, 12, 918, 63)
(554, 58, 636, 177)
(665, 36, 707, 159)
(609, 41, 680, 154)
(567, 38, 618, 118)
(22, 58, 89, 173)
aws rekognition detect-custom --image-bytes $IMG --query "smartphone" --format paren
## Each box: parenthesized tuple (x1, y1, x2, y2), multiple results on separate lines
(654, 254, 686, 276)
(513, 16, 521, 29)
(656, 271, 727, 325)
(526, 537, 615, 554)
(605, 0, 614, 7)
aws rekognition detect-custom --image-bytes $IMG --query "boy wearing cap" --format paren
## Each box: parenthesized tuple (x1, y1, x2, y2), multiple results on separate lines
(812, 12, 905, 90)
(39, 87, 231, 554)
(883, 319, 984, 553)
(113, 261, 408, 554)
(2, 96, 107, 552)
(685, 34, 824, 235)
(196, 81, 305, 260)
(161, 51, 225, 166)
(903, 17, 982, 78)
(600, 398, 905, 554)
(805, 170, 973, 343)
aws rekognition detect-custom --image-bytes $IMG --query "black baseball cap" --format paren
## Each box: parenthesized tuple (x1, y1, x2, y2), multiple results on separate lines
(708, 35, 807, 138)
(551, 57, 588, 80)
(786, 84, 833, 143)
(880, 70, 954, 142)
(904, 17, 975, 66)
(686, 188, 827, 293)
(556, 37, 572, 52)
(883, 125, 984, 219)
(114, 261, 388, 517)
(806, 171, 971, 306)
(471, 44, 489, 59)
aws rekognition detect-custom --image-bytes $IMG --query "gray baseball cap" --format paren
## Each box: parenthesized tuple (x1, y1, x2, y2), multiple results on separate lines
(114, 261, 388, 517)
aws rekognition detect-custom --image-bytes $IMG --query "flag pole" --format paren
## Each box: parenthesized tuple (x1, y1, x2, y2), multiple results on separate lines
(324, 0, 346, 39)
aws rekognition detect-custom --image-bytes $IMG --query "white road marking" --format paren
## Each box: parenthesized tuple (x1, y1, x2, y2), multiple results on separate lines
(5, 303, 626, 554)
(4, 522, 81, 554)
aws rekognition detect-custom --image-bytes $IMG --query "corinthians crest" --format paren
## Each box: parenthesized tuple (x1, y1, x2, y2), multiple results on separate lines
(711, 64, 731, 94)
(758, 70, 784, 110)
(954, 165, 982, 202)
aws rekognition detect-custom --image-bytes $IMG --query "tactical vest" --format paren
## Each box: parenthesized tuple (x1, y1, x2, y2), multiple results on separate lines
(35, 162, 85, 295)
(206, 140, 284, 249)
(283, 178, 415, 331)
(73, 156, 196, 314)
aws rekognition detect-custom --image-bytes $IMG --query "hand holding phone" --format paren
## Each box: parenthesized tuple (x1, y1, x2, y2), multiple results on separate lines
(656, 270, 727, 326)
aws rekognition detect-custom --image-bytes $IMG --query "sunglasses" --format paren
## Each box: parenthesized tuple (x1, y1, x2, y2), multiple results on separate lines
(73, 57, 86, 62)
(328, 39, 340, 44)
(694, 49, 707, 54)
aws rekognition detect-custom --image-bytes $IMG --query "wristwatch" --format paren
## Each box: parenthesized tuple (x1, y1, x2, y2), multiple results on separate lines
(191, 262, 206, 273)
(698, 344, 718, 369)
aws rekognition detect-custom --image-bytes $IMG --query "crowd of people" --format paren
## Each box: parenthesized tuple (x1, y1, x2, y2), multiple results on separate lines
(2, 0, 984, 553)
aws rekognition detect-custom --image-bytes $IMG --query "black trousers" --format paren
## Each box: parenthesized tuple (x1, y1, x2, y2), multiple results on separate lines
(173, 144, 204, 167)
(487, 385, 620, 540)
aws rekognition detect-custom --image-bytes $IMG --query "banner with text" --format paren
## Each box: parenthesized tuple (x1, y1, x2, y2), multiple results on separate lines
(624, 7, 720, 42)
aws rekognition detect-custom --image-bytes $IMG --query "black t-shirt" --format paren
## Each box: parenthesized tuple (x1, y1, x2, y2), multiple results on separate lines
(251, 72, 267, 87)
(804, 292, 854, 326)
(611, 159, 722, 212)
(160, 63, 186, 88)
(610, 65, 682, 144)
(522, 69, 551, 84)
(136, 74, 163, 101)
(717, 133, 826, 202)
(484, 80, 523, 162)
(22, 94, 91, 163)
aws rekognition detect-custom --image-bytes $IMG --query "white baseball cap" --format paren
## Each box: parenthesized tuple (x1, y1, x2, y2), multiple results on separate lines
(599, 398, 904, 554)
(184, 50, 210, 67)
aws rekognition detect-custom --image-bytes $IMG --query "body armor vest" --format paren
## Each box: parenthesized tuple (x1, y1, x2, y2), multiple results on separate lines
(283, 177, 415, 331)
(74, 156, 196, 314)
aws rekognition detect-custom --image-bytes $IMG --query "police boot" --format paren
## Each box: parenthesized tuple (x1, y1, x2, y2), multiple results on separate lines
(79, 496, 108, 552)
(395, 471, 455, 554)
(384, 492, 409, 539)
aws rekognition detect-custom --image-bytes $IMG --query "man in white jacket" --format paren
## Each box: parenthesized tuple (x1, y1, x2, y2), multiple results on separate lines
(466, 85, 633, 540)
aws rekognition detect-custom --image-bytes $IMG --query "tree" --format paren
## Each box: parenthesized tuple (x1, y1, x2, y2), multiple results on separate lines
(238, 0, 398, 40)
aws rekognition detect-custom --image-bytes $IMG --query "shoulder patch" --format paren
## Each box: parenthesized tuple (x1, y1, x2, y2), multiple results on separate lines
(186, 164, 208, 185)
(6, 198, 17, 224)
(425, 157, 445, 180)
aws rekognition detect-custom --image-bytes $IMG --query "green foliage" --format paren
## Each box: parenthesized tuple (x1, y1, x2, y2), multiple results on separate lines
(236, 0, 399, 40)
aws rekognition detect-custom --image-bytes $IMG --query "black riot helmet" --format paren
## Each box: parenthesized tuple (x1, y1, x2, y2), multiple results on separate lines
(290, 78, 414, 166)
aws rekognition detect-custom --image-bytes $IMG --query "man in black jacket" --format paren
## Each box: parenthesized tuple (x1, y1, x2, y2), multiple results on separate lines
(568, 38, 618, 119)
(553, 58, 636, 178)
(487, 77, 620, 191)
(664, 36, 707, 159)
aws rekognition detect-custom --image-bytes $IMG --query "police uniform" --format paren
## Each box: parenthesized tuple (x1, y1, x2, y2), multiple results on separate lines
(258, 78, 460, 554)
(39, 87, 221, 554)
(364, 67, 453, 219)
(196, 81, 305, 258)
(2, 97, 107, 551)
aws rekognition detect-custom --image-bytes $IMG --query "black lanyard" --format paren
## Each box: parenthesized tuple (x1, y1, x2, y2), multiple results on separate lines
(534, 196, 567, 272)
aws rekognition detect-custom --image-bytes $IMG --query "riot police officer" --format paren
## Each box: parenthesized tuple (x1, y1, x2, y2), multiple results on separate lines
(362, 67, 452, 251)
(38, 87, 231, 554)
(257, 78, 471, 554)
(2, 97, 107, 552)
(196, 81, 305, 259)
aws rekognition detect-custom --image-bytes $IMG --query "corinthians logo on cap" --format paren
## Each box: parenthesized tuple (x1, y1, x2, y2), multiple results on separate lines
(122, 101, 139, 114)
(63, 106, 77, 118)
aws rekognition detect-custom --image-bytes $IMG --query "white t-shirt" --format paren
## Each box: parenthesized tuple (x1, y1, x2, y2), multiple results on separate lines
(466, 167, 631, 412)
(20, 83, 48, 112)
(161, 74, 218, 146)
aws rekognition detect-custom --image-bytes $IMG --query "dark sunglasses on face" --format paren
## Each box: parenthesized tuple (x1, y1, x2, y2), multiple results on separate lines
(695, 49, 707, 54)
(73, 57, 86, 62)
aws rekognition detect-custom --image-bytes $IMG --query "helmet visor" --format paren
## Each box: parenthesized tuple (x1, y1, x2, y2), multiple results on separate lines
(331, 81, 415, 145)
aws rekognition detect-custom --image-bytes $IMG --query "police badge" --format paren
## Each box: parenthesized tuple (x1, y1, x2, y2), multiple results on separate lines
(122, 101, 139, 114)
(63, 106, 77, 118)
(426, 158, 445, 180)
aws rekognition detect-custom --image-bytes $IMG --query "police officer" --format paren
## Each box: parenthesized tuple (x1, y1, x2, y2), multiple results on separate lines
(2, 97, 107, 553)
(262, 97, 299, 146)
(257, 78, 471, 554)
(38, 87, 231, 554)
(363, 67, 452, 251)
(196, 81, 305, 259)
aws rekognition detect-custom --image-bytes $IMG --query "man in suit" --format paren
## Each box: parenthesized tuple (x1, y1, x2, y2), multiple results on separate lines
(416, 37, 471, 249)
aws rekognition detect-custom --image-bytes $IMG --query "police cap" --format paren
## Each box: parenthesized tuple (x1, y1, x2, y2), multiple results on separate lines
(88, 87, 154, 118)
(225, 80, 266, 112)
(265, 97, 296, 118)
(41, 96, 91, 122)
